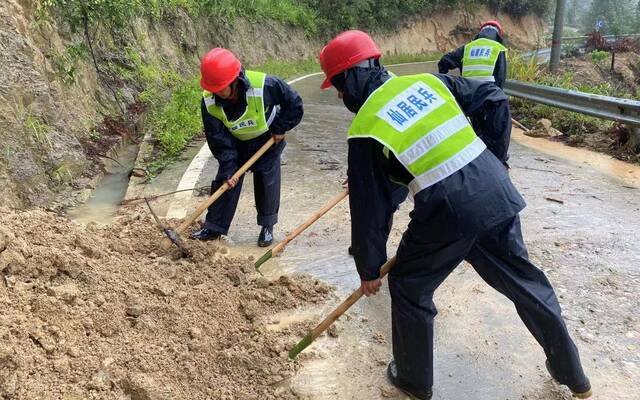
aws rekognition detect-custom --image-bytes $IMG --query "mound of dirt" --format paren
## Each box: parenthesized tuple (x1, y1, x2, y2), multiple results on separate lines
(0, 207, 332, 399)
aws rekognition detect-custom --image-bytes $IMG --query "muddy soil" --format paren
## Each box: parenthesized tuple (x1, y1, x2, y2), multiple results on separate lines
(161, 63, 639, 399)
(0, 207, 332, 399)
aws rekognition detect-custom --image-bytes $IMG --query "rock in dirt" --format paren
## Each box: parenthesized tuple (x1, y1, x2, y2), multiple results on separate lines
(380, 384, 397, 397)
(525, 119, 563, 138)
(125, 303, 145, 318)
(188, 327, 203, 339)
(46, 283, 80, 304)
(0, 207, 333, 398)
(328, 322, 341, 338)
(0, 228, 10, 253)
(227, 269, 247, 286)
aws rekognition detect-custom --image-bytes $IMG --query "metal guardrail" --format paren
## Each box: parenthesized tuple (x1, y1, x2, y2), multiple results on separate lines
(545, 33, 640, 42)
(504, 79, 640, 127)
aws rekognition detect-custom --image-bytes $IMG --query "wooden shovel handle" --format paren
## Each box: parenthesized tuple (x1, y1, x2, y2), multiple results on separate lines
(309, 256, 395, 341)
(272, 189, 349, 256)
(161, 137, 275, 250)
(289, 257, 397, 359)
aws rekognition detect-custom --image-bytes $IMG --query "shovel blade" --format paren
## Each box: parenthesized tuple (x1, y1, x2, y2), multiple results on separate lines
(254, 249, 273, 270)
(288, 332, 313, 360)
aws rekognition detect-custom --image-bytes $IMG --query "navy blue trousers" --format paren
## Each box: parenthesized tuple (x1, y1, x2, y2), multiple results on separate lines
(389, 215, 588, 392)
(204, 141, 284, 234)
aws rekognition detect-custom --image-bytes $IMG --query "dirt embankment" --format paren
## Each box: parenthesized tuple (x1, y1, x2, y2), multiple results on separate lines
(0, 0, 315, 210)
(0, 208, 332, 399)
(374, 8, 543, 55)
(0, 1, 543, 211)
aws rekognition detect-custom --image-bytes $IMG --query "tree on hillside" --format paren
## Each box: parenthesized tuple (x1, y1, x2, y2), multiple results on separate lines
(566, 0, 579, 26)
(582, 0, 636, 34)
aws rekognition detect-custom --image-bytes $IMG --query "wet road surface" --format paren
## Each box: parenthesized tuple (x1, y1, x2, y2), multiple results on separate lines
(159, 63, 639, 399)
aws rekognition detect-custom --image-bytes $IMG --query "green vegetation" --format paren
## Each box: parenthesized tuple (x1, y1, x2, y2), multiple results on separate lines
(52, 165, 74, 183)
(40, 0, 552, 41)
(568, 0, 640, 36)
(38, 0, 318, 35)
(24, 115, 53, 149)
(307, 1, 551, 34)
(588, 50, 609, 63)
(248, 58, 319, 80)
(382, 52, 443, 65)
(47, 41, 88, 85)
(36, 0, 554, 176)
(507, 53, 631, 143)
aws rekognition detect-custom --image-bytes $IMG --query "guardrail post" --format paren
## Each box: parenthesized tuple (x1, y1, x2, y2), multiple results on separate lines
(611, 51, 616, 72)
(631, 127, 640, 151)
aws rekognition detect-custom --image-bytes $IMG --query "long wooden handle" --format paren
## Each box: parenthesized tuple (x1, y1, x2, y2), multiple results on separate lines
(289, 256, 396, 359)
(274, 189, 348, 255)
(254, 189, 349, 270)
(161, 137, 275, 250)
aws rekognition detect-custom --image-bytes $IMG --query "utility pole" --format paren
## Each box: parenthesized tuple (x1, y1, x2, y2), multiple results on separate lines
(550, 0, 566, 72)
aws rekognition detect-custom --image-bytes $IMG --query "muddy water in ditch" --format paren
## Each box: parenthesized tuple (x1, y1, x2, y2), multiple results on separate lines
(170, 63, 638, 399)
(66, 143, 140, 224)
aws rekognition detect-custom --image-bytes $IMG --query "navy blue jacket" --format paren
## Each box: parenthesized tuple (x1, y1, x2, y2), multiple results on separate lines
(347, 72, 521, 281)
(438, 28, 507, 88)
(201, 70, 303, 178)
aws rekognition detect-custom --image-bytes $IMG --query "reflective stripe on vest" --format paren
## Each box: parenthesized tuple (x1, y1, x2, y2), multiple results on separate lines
(203, 70, 275, 141)
(348, 74, 486, 195)
(462, 38, 507, 80)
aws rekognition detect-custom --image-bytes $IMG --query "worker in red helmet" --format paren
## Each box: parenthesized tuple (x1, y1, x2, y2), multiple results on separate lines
(191, 48, 303, 246)
(320, 30, 591, 400)
(438, 20, 510, 166)
(439, 20, 507, 88)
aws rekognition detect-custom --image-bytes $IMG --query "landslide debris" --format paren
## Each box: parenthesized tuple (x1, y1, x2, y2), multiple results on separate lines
(0, 207, 332, 399)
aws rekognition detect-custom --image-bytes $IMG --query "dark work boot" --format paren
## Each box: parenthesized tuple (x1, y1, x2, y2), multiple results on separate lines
(189, 228, 222, 241)
(258, 226, 273, 247)
(387, 360, 433, 400)
(545, 360, 592, 399)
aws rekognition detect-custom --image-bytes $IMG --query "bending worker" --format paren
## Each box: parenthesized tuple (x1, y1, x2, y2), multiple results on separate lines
(439, 20, 511, 166)
(191, 48, 303, 247)
(319, 30, 591, 400)
(438, 20, 508, 88)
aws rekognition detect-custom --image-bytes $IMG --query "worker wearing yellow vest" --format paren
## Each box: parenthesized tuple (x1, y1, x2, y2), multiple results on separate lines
(191, 48, 303, 246)
(320, 31, 591, 399)
(439, 20, 508, 88)
(439, 21, 511, 166)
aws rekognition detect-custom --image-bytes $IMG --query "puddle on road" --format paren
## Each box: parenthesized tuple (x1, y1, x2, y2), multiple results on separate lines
(512, 129, 640, 186)
(67, 143, 139, 225)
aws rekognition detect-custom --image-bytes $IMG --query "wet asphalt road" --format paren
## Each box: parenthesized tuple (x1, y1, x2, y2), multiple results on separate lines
(165, 63, 639, 399)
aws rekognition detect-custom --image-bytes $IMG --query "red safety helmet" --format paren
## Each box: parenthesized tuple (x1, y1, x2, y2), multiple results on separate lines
(200, 48, 242, 93)
(319, 30, 382, 89)
(480, 20, 504, 37)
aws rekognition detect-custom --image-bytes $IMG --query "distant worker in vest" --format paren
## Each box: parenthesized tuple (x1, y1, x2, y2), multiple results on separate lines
(319, 30, 591, 400)
(191, 48, 303, 247)
(438, 20, 508, 88)
(438, 20, 510, 166)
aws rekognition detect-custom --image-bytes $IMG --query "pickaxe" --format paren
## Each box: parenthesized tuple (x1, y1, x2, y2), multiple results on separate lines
(160, 137, 275, 250)
(144, 197, 190, 257)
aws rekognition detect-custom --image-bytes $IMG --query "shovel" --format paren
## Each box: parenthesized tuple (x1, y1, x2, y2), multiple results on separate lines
(161, 137, 275, 250)
(288, 256, 396, 359)
(255, 188, 349, 270)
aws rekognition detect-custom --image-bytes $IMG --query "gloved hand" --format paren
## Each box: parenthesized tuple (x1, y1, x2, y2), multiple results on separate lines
(272, 133, 285, 143)
(226, 176, 239, 188)
(360, 278, 382, 297)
